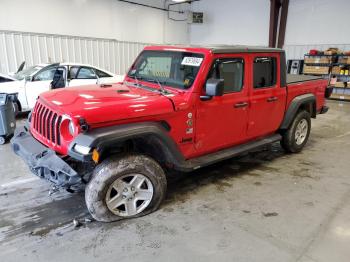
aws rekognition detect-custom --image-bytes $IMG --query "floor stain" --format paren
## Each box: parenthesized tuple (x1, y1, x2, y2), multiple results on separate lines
(263, 212, 279, 217)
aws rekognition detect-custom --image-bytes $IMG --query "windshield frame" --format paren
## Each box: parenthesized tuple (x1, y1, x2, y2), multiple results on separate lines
(127, 50, 205, 91)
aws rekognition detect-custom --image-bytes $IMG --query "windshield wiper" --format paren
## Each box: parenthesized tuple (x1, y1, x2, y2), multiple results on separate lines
(133, 74, 140, 86)
(128, 73, 171, 95)
(148, 74, 169, 94)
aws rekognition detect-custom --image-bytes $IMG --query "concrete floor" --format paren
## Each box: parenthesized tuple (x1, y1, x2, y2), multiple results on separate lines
(1, 100, 350, 262)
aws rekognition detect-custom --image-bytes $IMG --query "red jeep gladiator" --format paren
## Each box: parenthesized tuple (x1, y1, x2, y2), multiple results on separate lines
(12, 45, 329, 222)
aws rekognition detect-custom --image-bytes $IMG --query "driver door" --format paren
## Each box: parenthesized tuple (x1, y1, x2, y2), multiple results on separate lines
(195, 55, 249, 155)
(25, 66, 66, 109)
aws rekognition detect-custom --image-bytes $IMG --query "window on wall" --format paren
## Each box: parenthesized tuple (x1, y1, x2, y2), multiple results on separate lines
(253, 57, 277, 88)
(208, 58, 244, 93)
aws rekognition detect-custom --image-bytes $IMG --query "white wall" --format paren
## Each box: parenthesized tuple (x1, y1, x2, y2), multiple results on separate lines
(285, 0, 350, 45)
(189, 0, 270, 46)
(284, 0, 350, 59)
(0, 0, 189, 44)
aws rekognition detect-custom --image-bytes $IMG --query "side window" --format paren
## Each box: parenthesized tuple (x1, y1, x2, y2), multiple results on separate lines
(96, 69, 112, 78)
(33, 67, 58, 81)
(253, 57, 277, 88)
(208, 58, 244, 93)
(69, 66, 79, 79)
(76, 67, 97, 79)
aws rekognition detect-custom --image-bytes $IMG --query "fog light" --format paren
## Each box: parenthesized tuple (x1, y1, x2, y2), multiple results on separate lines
(74, 144, 91, 155)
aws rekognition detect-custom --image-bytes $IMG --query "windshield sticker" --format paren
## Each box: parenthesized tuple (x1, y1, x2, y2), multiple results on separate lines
(181, 57, 203, 67)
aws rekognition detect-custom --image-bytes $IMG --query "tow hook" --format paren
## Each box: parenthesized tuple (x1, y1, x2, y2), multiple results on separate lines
(48, 185, 60, 196)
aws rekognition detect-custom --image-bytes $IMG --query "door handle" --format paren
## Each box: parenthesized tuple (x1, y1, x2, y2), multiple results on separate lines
(267, 96, 278, 102)
(234, 102, 248, 108)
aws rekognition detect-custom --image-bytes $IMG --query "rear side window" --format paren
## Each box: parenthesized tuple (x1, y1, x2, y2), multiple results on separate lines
(253, 57, 277, 88)
(96, 69, 112, 78)
(208, 58, 244, 93)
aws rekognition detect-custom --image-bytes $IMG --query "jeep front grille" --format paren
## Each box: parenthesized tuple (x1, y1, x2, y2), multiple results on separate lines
(32, 101, 62, 146)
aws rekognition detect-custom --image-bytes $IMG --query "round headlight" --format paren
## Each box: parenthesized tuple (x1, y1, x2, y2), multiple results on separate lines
(69, 121, 75, 136)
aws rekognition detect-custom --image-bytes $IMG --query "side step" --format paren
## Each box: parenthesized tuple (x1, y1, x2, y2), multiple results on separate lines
(177, 134, 282, 172)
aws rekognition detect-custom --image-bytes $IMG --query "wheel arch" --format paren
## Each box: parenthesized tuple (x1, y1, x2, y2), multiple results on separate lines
(68, 122, 185, 168)
(279, 94, 316, 130)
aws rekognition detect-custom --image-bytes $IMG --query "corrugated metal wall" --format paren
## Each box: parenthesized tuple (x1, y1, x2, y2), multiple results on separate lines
(0, 30, 153, 75)
(284, 44, 350, 60)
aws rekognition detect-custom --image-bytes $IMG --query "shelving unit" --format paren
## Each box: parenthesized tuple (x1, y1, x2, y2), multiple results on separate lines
(303, 53, 350, 101)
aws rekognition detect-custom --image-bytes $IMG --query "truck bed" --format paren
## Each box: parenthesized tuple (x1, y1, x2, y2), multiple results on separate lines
(287, 74, 323, 84)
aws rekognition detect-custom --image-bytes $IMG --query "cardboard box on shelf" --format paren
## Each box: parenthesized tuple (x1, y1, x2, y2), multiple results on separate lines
(332, 66, 341, 74)
(303, 65, 330, 75)
(335, 82, 346, 88)
(304, 56, 332, 64)
(338, 56, 350, 64)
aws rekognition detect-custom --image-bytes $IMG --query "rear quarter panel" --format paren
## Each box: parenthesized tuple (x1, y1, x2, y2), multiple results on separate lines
(286, 79, 328, 112)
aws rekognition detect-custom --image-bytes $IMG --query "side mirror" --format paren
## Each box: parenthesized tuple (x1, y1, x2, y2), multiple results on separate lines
(200, 78, 224, 101)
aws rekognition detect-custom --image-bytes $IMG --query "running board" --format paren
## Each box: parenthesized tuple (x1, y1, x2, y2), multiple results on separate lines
(177, 134, 282, 172)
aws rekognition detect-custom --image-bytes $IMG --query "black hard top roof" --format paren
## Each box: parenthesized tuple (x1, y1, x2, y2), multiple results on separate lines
(207, 45, 284, 54)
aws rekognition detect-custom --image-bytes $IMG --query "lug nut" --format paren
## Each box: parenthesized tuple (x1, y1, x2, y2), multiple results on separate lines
(122, 195, 126, 199)
(123, 188, 128, 192)
(131, 187, 135, 191)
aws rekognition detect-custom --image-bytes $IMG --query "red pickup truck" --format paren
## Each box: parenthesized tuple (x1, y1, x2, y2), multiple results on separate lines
(12, 45, 329, 222)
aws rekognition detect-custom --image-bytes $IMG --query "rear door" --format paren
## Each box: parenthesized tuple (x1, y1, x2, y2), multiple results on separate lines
(247, 53, 286, 138)
(195, 55, 249, 155)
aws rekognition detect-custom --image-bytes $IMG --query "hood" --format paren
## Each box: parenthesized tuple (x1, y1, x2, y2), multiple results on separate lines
(40, 82, 176, 125)
(0, 80, 22, 93)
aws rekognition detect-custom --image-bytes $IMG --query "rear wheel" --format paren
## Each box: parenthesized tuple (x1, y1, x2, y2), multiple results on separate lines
(281, 111, 311, 153)
(85, 155, 167, 222)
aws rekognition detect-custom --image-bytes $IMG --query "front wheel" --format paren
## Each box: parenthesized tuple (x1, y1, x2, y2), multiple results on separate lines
(85, 155, 167, 222)
(280, 111, 311, 153)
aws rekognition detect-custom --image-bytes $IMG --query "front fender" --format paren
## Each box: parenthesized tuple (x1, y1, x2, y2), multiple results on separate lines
(68, 122, 185, 166)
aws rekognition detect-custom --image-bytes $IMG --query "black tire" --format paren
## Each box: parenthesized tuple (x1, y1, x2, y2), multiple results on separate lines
(85, 154, 167, 222)
(280, 111, 311, 153)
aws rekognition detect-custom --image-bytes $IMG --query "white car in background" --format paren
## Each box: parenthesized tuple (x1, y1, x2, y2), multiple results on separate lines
(0, 73, 15, 83)
(0, 63, 124, 112)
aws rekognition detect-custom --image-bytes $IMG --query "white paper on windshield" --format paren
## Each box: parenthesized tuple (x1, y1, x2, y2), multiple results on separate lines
(181, 57, 203, 67)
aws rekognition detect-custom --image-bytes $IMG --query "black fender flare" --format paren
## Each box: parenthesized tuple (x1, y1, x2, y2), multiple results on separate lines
(68, 122, 185, 167)
(279, 94, 316, 130)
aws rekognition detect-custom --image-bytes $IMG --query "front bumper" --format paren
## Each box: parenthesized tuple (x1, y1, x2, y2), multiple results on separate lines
(11, 126, 81, 188)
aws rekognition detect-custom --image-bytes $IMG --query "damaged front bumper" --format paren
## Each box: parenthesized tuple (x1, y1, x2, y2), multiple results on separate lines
(11, 126, 82, 188)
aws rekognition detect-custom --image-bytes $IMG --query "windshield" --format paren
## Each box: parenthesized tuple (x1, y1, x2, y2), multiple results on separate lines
(13, 66, 43, 80)
(127, 50, 204, 89)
